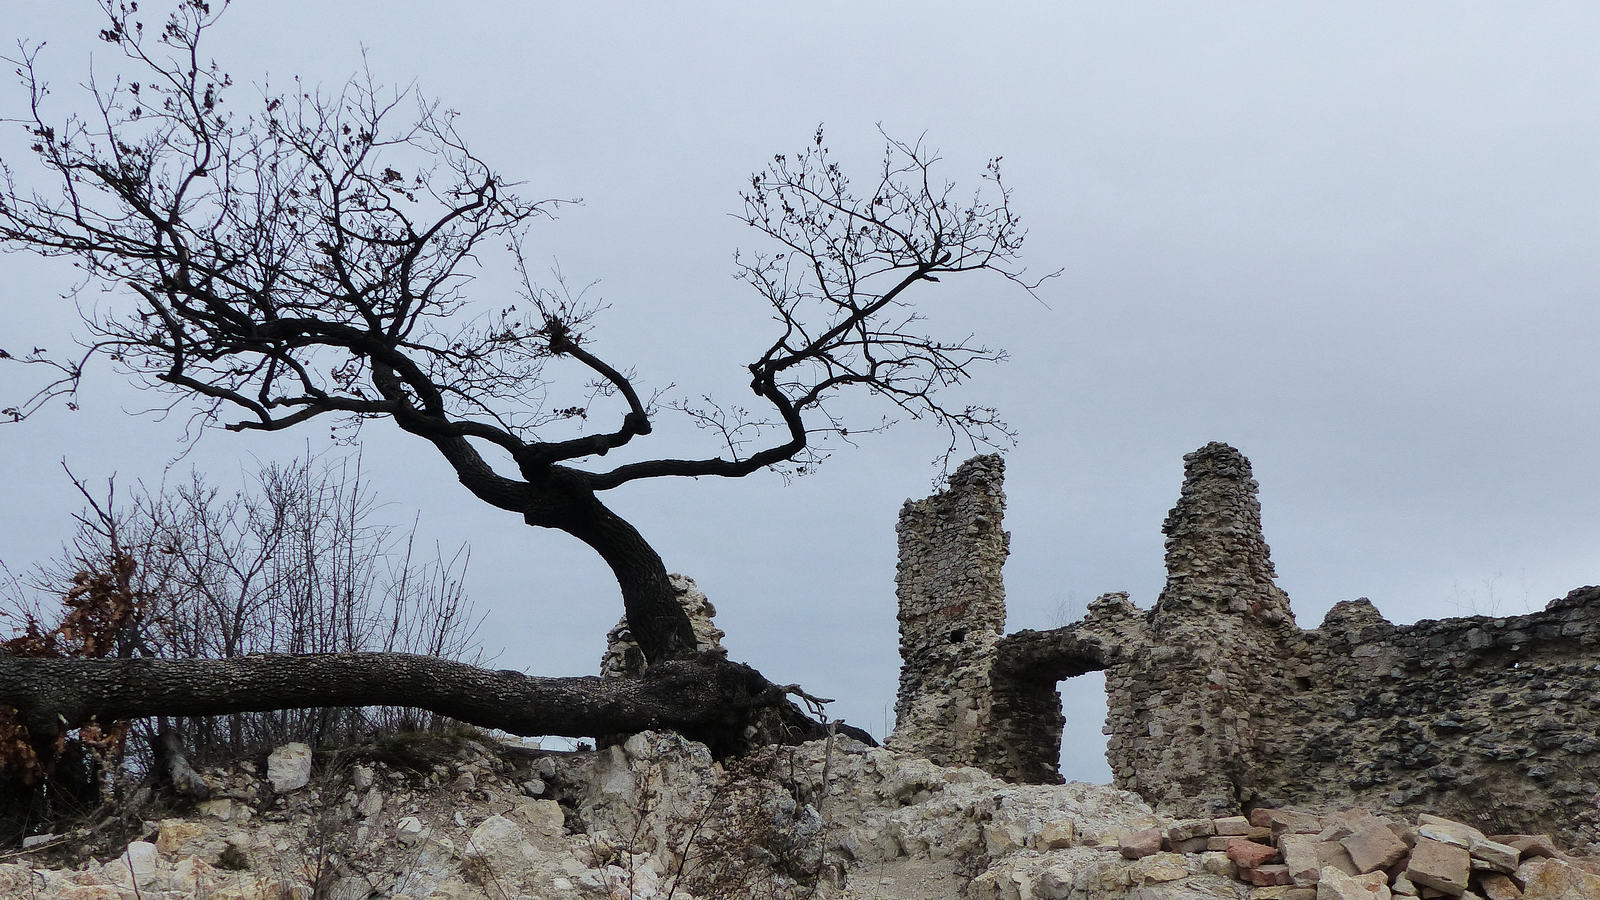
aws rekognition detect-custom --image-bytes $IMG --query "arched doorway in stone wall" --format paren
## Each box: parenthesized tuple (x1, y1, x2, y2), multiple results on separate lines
(983, 623, 1111, 784)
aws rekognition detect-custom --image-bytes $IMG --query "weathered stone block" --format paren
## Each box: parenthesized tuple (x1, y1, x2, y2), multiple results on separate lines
(1514, 859, 1548, 891)
(155, 820, 214, 857)
(1281, 834, 1322, 884)
(1038, 820, 1075, 850)
(1408, 838, 1471, 896)
(1469, 838, 1520, 875)
(395, 816, 428, 845)
(56, 887, 124, 899)
(1257, 888, 1321, 900)
(1519, 858, 1600, 900)
(1317, 868, 1393, 900)
(1201, 850, 1236, 878)
(1249, 865, 1296, 887)
(1134, 852, 1191, 883)
(1252, 809, 1285, 828)
(170, 856, 219, 895)
(1343, 825, 1409, 874)
(1492, 835, 1561, 861)
(1317, 842, 1362, 878)
(1273, 812, 1326, 838)
(1215, 815, 1253, 835)
(1320, 812, 1382, 844)
(1417, 816, 1484, 850)
(111, 841, 159, 887)
(1254, 809, 1323, 833)
(1122, 827, 1164, 860)
(1477, 873, 1521, 900)
(266, 742, 313, 793)
(197, 798, 254, 822)
(1170, 818, 1217, 842)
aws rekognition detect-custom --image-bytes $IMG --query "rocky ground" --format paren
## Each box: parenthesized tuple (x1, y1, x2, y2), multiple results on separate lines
(2, 731, 1595, 899)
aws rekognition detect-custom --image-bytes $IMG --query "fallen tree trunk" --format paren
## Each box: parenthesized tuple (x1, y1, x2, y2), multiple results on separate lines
(0, 650, 869, 757)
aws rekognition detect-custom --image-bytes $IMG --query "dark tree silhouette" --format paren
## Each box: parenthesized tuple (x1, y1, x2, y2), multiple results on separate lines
(0, 1, 1047, 747)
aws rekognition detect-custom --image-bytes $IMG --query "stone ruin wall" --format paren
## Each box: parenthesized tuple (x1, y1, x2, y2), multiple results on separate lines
(890, 442, 1600, 846)
(1261, 586, 1600, 841)
(887, 454, 1009, 769)
(1094, 443, 1305, 817)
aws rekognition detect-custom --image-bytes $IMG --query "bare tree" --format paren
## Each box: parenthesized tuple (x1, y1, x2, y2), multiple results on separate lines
(8, 456, 482, 759)
(0, 1, 1047, 749)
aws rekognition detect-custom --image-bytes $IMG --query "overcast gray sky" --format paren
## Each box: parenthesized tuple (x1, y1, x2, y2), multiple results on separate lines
(4, 2, 1598, 782)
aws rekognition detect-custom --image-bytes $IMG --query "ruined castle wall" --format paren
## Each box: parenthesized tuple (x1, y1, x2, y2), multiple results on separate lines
(988, 593, 1138, 785)
(887, 455, 1009, 768)
(1255, 588, 1600, 843)
(1088, 446, 1600, 841)
(1096, 443, 1304, 816)
(890, 443, 1600, 846)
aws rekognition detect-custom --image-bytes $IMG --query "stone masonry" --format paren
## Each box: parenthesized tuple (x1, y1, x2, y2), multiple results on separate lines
(890, 441, 1600, 847)
(1262, 585, 1600, 842)
(887, 454, 1010, 768)
(1090, 443, 1305, 817)
(599, 574, 726, 679)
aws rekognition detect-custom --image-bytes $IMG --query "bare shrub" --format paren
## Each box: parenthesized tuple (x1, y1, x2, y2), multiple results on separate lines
(574, 738, 835, 900)
(1, 452, 484, 801)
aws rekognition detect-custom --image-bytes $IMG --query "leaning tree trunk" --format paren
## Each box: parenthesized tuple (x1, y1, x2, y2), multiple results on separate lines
(523, 466, 698, 665)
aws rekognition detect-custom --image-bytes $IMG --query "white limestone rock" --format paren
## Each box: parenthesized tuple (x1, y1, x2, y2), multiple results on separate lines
(1317, 867, 1392, 900)
(266, 742, 313, 792)
(106, 841, 160, 889)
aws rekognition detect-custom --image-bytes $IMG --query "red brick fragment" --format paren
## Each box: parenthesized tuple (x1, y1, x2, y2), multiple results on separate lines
(1227, 838, 1280, 870)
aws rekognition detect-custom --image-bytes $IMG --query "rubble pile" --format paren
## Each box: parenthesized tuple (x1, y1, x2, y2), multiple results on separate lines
(1114, 807, 1600, 900)
(7, 732, 1599, 899)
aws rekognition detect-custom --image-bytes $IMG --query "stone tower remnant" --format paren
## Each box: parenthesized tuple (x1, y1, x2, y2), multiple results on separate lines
(1102, 442, 1304, 815)
(888, 454, 1009, 768)
(890, 442, 1600, 846)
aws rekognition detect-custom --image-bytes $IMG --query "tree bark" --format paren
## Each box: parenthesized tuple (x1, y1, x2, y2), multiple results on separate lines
(153, 724, 211, 800)
(0, 650, 848, 757)
(523, 466, 697, 665)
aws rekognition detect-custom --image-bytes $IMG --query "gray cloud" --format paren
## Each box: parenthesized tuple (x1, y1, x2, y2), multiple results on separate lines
(3, 2, 1596, 782)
